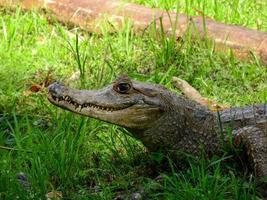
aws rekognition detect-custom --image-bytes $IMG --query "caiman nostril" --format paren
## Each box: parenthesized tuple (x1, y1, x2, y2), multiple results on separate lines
(48, 82, 64, 93)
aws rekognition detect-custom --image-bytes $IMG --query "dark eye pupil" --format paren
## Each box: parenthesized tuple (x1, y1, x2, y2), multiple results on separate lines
(118, 83, 130, 93)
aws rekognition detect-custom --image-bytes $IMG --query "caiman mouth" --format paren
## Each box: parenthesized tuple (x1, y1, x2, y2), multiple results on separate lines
(48, 93, 131, 112)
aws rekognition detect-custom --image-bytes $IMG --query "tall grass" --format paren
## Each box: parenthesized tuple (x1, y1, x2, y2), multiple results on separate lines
(0, 0, 266, 199)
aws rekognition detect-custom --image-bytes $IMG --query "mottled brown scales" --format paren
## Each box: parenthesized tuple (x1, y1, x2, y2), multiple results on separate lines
(48, 76, 267, 177)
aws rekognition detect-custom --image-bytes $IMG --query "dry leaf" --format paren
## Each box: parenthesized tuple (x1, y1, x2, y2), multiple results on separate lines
(46, 191, 62, 200)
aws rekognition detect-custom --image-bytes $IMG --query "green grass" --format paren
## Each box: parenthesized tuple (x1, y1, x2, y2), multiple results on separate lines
(0, 0, 266, 199)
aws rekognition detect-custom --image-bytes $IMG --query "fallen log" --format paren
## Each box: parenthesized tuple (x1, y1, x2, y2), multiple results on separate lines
(1, 0, 267, 65)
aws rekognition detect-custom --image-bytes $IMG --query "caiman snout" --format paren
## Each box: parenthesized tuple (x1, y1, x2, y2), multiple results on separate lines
(48, 82, 66, 98)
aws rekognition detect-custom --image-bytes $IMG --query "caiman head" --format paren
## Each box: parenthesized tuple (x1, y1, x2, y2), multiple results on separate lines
(48, 75, 175, 131)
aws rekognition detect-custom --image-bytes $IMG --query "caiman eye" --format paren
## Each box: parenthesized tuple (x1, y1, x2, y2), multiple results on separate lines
(115, 82, 131, 94)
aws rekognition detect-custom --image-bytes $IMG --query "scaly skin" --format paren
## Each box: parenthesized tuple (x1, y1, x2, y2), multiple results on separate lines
(48, 75, 267, 177)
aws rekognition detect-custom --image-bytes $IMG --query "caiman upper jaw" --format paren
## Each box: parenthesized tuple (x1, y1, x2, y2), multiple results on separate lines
(48, 82, 128, 112)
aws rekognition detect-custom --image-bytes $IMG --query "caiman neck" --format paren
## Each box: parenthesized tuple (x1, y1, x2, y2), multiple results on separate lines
(127, 95, 218, 153)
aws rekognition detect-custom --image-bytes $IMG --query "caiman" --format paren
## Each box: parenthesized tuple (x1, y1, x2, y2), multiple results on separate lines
(47, 75, 267, 177)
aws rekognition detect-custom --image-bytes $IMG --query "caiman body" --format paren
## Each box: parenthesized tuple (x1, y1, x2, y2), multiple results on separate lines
(48, 76, 267, 177)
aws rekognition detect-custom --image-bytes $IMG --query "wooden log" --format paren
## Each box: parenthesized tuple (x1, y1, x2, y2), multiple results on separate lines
(1, 0, 266, 65)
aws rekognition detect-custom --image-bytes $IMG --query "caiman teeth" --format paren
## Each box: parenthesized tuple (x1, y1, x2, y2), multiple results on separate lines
(51, 95, 121, 112)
